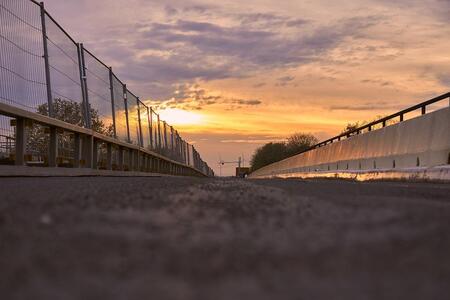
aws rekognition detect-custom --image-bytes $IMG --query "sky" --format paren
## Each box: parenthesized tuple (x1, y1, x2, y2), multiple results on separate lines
(43, 0, 450, 175)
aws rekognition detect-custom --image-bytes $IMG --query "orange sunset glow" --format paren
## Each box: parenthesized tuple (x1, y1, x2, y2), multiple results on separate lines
(42, 0, 450, 175)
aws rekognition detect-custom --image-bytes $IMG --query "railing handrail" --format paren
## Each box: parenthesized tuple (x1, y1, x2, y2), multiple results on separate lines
(0, 0, 214, 176)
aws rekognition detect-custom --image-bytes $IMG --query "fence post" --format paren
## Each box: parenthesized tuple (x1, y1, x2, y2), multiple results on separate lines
(118, 146, 124, 171)
(48, 127, 57, 167)
(39, 2, 54, 118)
(186, 143, 190, 166)
(109, 68, 117, 139)
(163, 121, 168, 150)
(157, 114, 162, 152)
(106, 143, 112, 170)
(14, 118, 26, 166)
(92, 138, 98, 169)
(81, 135, 93, 168)
(170, 126, 175, 155)
(137, 98, 143, 147)
(79, 43, 91, 128)
(123, 85, 131, 143)
(147, 106, 152, 150)
(74, 133, 81, 168)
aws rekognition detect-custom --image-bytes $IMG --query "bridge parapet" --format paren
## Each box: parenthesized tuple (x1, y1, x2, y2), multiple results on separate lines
(250, 94, 450, 181)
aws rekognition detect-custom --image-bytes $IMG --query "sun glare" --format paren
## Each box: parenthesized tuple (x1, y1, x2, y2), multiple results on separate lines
(158, 108, 205, 126)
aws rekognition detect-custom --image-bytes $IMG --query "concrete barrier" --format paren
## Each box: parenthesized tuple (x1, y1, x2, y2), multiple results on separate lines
(249, 107, 450, 181)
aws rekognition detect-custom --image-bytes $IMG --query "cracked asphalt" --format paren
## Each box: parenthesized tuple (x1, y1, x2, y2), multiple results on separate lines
(0, 177, 449, 300)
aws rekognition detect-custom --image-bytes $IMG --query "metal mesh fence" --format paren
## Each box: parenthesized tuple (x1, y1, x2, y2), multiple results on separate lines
(25, 122, 49, 165)
(57, 131, 75, 167)
(139, 101, 150, 150)
(0, 0, 47, 111)
(45, 13, 84, 125)
(0, 115, 15, 164)
(0, 0, 213, 175)
(152, 110, 161, 151)
(167, 125, 174, 157)
(111, 74, 128, 142)
(149, 109, 157, 150)
(126, 91, 140, 146)
(161, 121, 168, 152)
(83, 49, 114, 136)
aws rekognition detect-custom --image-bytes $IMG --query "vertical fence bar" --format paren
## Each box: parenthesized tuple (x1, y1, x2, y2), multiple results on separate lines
(106, 143, 112, 170)
(164, 122, 168, 150)
(170, 126, 175, 155)
(77, 44, 88, 127)
(40, 2, 54, 117)
(137, 98, 143, 147)
(74, 133, 81, 168)
(14, 118, 26, 166)
(186, 143, 190, 166)
(82, 135, 93, 168)
(148, 107, 153, 149)
(109, 68, 117, 139)
(157, 114, 162, 152)
(118, 147, 124, 170)
(48, 127, 57, 167)
(92, 139, 98, 169)
(79, 43, 91, 128)
(123, 85, 131, 143)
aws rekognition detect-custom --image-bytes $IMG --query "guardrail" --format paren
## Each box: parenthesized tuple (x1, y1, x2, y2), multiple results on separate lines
(250, 92, 450, 179)
(0, 0, 214, 176)
(311, 92, 450, 149)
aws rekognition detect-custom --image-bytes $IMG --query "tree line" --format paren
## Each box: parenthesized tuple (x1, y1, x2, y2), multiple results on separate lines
(250, 116, 392, 172)
(250, 133, 318, 172)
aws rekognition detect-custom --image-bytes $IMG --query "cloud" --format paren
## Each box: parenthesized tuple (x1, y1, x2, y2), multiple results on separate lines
(436, 73, 450, 86)
(233, 99, 262, 106)
(276, 76, 296, 86)
(150, 84, 262, 111)
(329, 102, 403, 111)
(220, 138, 284, 144)
(361, 79, 393, 87)
(253, 82, 266, 88)
(164, 6, 178, 16)
(103, 13, 382, 101)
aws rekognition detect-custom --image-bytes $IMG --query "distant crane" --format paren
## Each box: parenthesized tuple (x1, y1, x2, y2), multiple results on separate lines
(218, 156, 244, 177)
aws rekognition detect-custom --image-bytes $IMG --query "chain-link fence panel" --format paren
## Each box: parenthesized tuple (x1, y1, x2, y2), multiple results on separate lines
(111, 74, 128, 142)
(126, 91, 140, 146)
(0, 115, 15, 164)
(139, 101, 150, 150)
(45, 13, 85, 125)
(0, 0, 47, 111)
(83, 49, 114, 136)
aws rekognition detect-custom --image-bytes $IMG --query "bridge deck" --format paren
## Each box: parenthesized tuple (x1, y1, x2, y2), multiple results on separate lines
(0, 177, 449, 299)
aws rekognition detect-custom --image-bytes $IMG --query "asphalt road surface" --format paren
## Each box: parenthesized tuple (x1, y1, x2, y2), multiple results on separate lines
(0, 177, 449, 300)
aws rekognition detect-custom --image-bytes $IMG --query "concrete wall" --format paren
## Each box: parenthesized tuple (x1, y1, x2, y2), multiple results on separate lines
(250, 107, 450, 178)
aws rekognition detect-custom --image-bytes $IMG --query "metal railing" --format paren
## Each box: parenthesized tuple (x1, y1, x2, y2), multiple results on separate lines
(311, 92, 450, 149)
(0, 0, 214, 176)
